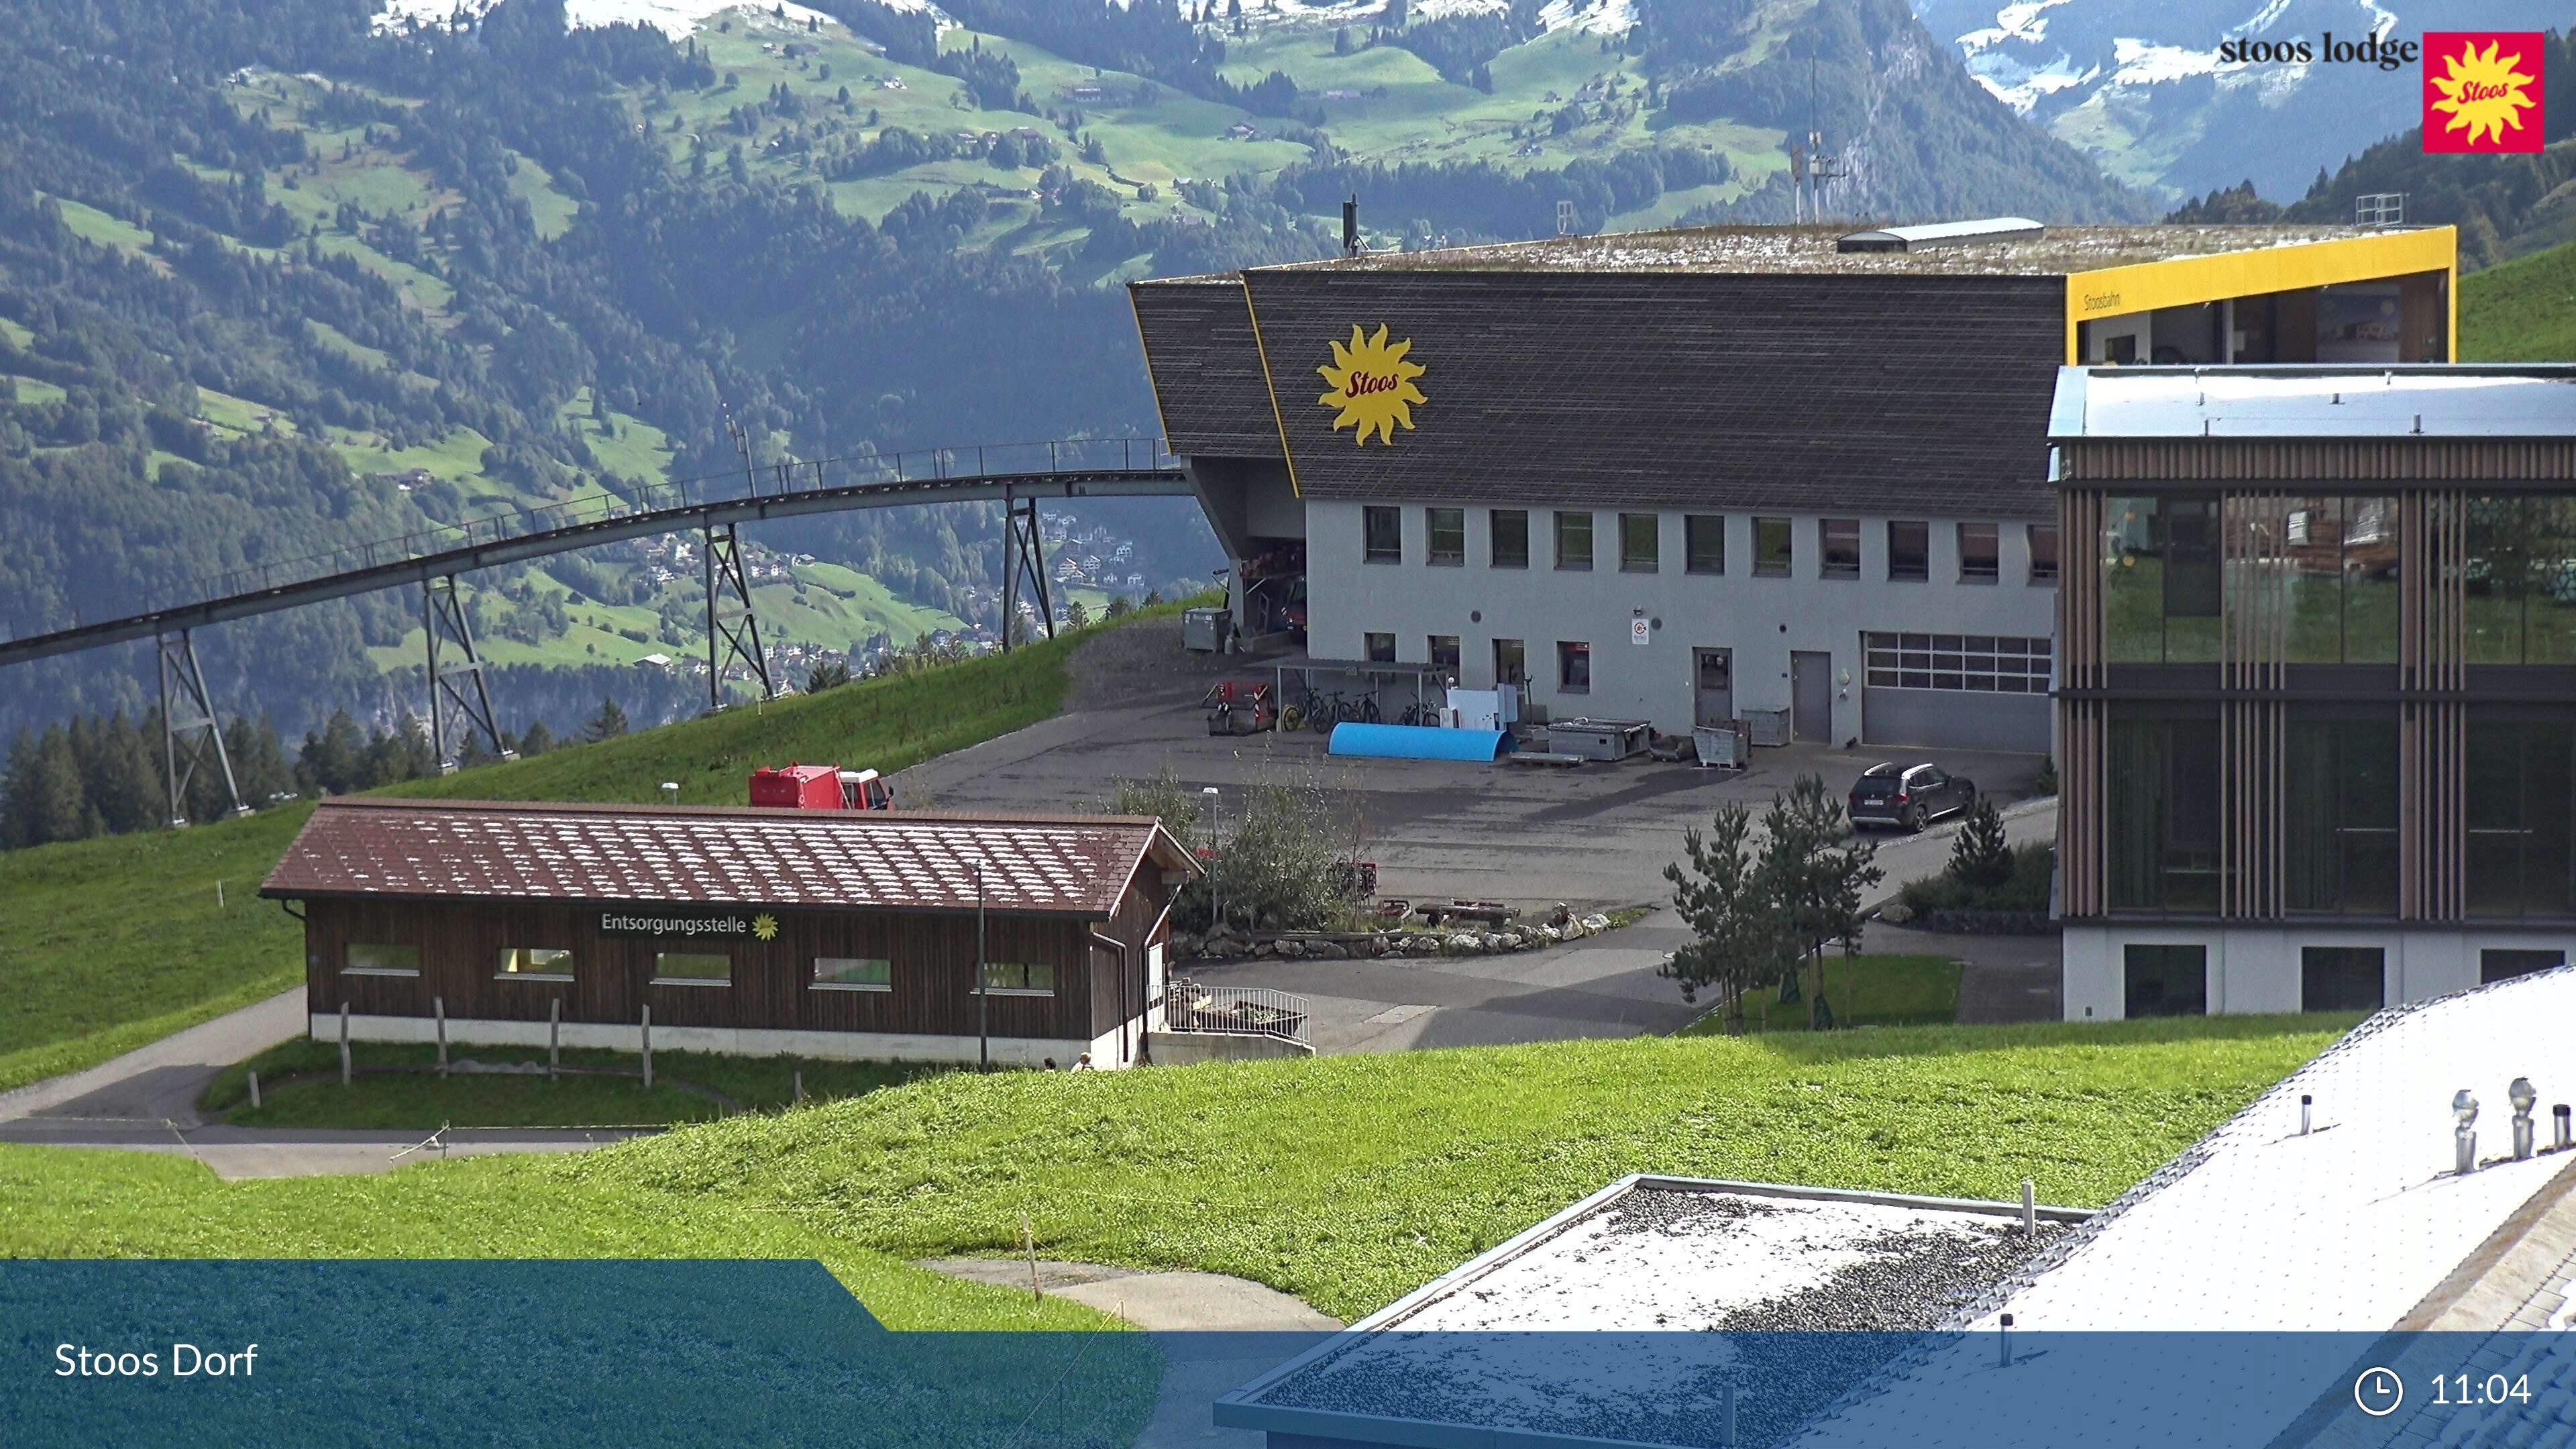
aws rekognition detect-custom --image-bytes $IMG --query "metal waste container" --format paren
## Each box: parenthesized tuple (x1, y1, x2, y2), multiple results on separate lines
(1183, 608, 1232, 653)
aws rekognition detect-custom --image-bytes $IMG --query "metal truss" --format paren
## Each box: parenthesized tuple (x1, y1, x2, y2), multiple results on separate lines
(156, 629, 250, 826)
(998, 492, 1055, 653)
(703, 521, 775, 708)
(423, 575, 513, 772)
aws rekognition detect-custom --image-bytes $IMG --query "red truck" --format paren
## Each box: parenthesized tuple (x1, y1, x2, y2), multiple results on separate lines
(748, 764, 894, 811)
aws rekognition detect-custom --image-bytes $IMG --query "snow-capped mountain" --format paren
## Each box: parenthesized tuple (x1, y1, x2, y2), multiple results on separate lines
(1911, 0, 2565, 201)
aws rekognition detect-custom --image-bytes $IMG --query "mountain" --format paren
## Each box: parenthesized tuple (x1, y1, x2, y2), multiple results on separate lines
(0, 0, 2145, 751)
(1913, 0, 2570, 203)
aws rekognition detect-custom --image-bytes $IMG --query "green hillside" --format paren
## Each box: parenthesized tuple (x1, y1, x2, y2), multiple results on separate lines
(2461, 238, 2576, 363)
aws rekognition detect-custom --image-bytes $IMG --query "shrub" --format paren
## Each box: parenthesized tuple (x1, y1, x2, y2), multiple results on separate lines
(1898, 841, 2053, 916)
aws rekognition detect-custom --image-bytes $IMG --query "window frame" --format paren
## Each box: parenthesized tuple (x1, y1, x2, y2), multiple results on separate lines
(2026, 523, 2059, 584)
(1684, 515, 1725, 575)
(1489, 508, 1529, 569)
(1426, 506, 1466, 567)
(343, 943, 421, 979)
(1493, 637, 1527, 687)
(1957, 522, 2001, 584)
(1752, 517, 1792, 578)
(1427, 635, 1461, 678)
(1554, 511, 1594, 571)
(495, 946, 574, 983)
(1364, 632, 1397, 663)
(1362, 505, 1401, 565)
(1618, 513, 1660, 574)
(651, 951, 734, 987)
(812, 956, 894, 991)
(1819, 519, 1861, 580)
(1886, 521, 1929, 582)
(1556, 640, 1591, 694)
(976, 961, 1058, 997)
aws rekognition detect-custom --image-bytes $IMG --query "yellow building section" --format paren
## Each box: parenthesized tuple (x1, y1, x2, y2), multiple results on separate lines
(2062, 227, 2459, 363)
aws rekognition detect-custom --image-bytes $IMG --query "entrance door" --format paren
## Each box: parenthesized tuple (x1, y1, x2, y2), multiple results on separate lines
(1692, 649, 1733, 727)
(1790, 651, 1832, 742)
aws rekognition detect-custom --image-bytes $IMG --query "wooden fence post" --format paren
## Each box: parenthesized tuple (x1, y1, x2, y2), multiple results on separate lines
(547, 998, 561, 1083)
(434, 996, 448, 1076)
(338, 1002, 351, 1086)
(640, 1004, 652, 1090)
(793, 1070, 806, 1106)
(247, 1071, 260, 1111)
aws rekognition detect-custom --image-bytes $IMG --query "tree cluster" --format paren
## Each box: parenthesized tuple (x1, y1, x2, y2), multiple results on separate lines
(1661, 774, 1882, 1032)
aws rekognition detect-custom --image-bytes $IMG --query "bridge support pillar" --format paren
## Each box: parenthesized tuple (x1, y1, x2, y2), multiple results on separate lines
(998, 492, 1054, 653)
(424, 575, 513, 773)
(155, 629, 251, 827)
(702, 521, 774, 708)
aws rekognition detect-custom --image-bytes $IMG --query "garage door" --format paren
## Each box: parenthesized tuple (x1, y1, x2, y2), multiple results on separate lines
(1861, 631, 2052, 753)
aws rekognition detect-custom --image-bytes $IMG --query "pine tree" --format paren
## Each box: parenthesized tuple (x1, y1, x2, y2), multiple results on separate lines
(586, 696, 630, 742)
(7, 726, 91, 846)
(1948, 794, 2013, 890)
(519, 720, 557, 757)
(299, 710, 369, 796)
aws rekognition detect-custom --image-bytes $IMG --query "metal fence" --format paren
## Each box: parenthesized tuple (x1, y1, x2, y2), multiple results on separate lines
(1161, 978, 1309, 1044)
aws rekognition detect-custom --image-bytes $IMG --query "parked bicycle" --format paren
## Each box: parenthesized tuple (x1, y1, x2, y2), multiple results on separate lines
(1301, 690, 1383, 733)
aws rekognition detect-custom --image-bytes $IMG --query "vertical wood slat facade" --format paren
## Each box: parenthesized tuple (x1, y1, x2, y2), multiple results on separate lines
(2057, 489, 2106, 920)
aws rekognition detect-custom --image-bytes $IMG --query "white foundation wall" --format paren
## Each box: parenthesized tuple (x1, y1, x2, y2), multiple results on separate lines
(1303, 498, 2056, 742)
(312, 1013, 1136, 1069)
(2062, 926, 2576, 1020)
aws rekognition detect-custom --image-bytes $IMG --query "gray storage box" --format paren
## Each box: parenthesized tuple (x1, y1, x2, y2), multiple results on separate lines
(1183, 608, 1232, 653)
(1549, 717, 1652, 761)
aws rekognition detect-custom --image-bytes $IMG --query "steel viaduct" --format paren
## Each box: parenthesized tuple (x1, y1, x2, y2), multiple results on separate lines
(0, 437, 1197, 825)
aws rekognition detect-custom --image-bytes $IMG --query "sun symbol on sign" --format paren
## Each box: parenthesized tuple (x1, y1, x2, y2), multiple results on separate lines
(751, 912, 780, 941)
(1316, 325, 1427, 447)
(2427, 39, 2538, 148)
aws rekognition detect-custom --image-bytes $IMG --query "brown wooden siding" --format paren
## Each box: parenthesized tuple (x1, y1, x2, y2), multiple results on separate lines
(301, 898, 1132, 1043)
(2059, 440, 2576, 484)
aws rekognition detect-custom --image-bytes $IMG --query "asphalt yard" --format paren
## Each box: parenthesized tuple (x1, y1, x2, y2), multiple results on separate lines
(896, 622, 2059, 1052)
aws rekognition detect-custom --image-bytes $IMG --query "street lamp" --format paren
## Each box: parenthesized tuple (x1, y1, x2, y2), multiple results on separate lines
(974, 860, 989, 1073)
(1202, 786, 1222, 932)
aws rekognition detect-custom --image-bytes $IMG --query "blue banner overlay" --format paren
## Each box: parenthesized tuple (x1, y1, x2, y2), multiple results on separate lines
(3, 1262, 2571, 1448)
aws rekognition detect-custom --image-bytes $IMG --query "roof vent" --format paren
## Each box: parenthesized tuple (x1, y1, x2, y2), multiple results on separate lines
(1837, 217, 2046, 254)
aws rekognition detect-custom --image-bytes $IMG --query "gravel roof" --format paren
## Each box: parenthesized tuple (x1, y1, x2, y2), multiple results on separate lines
(1258, 223, 2403, 277)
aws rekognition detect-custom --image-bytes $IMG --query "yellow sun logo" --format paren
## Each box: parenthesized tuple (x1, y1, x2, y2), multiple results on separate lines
(751, 912, 779, 941)
(1316, 325, 1426, 446)
(2427, 39, 2538, 148)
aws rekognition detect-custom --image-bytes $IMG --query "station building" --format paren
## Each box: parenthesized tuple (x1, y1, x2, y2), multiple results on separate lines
(1132, 221, 2455, 751)
(2051, 364, 2576, 1018)
(260, 798, 1195, 1067)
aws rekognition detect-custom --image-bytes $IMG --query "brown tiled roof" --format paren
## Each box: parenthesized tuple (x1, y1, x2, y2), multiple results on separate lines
(260, 798, 1192, 917)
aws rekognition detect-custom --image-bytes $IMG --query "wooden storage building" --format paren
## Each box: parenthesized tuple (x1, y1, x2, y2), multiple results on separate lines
(260, 798, 1197, 1067)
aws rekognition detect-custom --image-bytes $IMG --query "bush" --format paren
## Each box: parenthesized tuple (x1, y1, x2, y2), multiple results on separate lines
(1108, 763, 1354, 934)
(1898, 841, 2053, 916)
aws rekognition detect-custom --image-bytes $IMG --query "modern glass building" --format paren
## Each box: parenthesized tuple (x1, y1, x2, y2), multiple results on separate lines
(2050, 365, 2576, 1018)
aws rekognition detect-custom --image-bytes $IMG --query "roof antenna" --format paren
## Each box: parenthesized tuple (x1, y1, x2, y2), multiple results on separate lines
(1803, 60, 1843, 227)
(1342, 195, 1360, 258)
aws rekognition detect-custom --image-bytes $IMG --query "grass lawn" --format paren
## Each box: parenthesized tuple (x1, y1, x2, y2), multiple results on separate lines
(0, 1016, 2347, 1324)
(1679, 954, 1966, 1034)
(2461, 237, 2576, 363)
(201, 1038, 939, 1128)
(0, 621, 1117, 1094)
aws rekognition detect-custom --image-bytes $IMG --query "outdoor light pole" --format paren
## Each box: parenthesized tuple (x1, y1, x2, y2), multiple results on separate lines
(1203, 786, 1222, 932)
(975, 861, 989, 1073)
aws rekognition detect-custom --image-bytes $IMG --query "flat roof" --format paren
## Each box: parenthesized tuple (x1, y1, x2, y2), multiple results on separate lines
(2051, 364, 2576, 440)
(1235, 222, 2410, 278)
(260, 797, 1192, 917)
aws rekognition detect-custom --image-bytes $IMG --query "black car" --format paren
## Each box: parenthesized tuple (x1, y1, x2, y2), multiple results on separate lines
(1848, 761, 1977, 832)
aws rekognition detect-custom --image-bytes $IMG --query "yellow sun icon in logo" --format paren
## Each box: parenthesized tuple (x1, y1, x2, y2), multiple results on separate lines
(1316, 325, 1427, 447)
(751, 912, 779, 942)
(2428, 39, 2538, 148)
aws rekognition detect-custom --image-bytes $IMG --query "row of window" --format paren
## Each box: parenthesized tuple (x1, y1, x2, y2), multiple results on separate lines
(1364, 506, 2059, 585)
(2123, 943, 2565, 1017)
(342, 945, 1057, 995)
(1360, 632, 1580, 691)
(1862, 633, 2054, 693)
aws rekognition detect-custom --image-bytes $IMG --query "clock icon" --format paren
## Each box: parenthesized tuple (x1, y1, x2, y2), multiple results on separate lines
(2355, 1366, 2404, 1417)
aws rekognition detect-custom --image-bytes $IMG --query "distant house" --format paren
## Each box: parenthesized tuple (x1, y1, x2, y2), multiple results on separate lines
(1068, 85, 1106, 102)
(635, 653, 672, 669)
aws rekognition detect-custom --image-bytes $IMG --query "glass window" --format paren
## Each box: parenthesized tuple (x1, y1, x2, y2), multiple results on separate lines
(1619, 513, 1660, 573)
(1753, 517, 1791, 577)
(1428, 635, 1460, 676)
(1820, 519, 1860, 580)
(1557, 641, 1590, 694)
(814, 957, 892, 990)
(1493, 638, 1525, 687)
(2342, 497, 2401, 663)
(1554, 511, 1593, 570)
(1887, 521, 1929, 582)
(2483, 949, 2567, 984)
(2106, 714, 2221, 912)
(653, 953, 732, 984)
(2466, 716, 2575, 918)
(2301, 947, 2385, 1012)
(497, 947, 572, 980)
(2103, 496, 2220, 663)
(1684, 515, 1725, 574)
(1363, 506, 1401, 564)
(2123, 945, 2207, 1018)
(1364, 632, 1395, 663)
(1863, 633, 2049, 693)
(2466, 497, 2576, 664)
(2530, 497, 2576, 665)
(2027, 524, 2059, 584)
(345, 943, 419, 977)
(1490, 509, 1529, 569)
(1957, 523, 2000, 584)
(1426, 507, 1465, 566)
(979, 961, 1056, 994)
(2284, 712, 2400, 916)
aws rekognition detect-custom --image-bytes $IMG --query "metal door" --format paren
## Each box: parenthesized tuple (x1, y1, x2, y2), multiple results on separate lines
(1692, 649, 1733, 727)
(1791, 651, 1832, 742)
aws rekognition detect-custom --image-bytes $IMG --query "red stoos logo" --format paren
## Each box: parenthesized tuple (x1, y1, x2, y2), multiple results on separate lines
(2422, 32, 2544, 153)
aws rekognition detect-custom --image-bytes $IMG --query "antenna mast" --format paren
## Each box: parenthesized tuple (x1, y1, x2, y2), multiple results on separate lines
(1803, 60, 1843, 225)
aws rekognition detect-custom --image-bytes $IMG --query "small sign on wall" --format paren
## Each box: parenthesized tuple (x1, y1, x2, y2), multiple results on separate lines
(1631, 616, 1650, 647)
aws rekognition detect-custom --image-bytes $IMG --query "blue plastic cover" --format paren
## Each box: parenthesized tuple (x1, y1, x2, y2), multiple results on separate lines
(1327, 722, 1507, 761)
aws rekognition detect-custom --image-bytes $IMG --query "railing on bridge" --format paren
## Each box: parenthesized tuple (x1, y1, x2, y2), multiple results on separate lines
(1159, 977, 1309, 1045)
(0, 436, 1181, 645)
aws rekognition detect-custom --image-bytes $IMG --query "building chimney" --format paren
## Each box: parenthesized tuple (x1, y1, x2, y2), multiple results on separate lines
(2455, 1089, 2480, 1175)
(2300, 1093, 2312, 1136)
(2555, 1104, 2571, 1152)
(1342, 195, 1360, 257)
(2512, 1078, 2537, 1161)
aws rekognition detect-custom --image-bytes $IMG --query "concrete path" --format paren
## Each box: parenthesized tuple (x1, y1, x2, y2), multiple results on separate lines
(921, 1258, 1340, 1332)
(1862, 921, 2065, 1024)
(0, 987, 306, 1128)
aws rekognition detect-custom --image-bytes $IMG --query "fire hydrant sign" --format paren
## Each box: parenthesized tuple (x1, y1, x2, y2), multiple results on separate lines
(1631, 617, 1650, 647)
